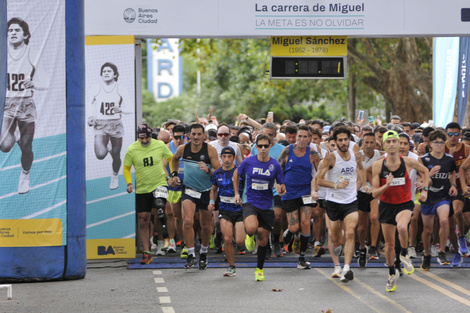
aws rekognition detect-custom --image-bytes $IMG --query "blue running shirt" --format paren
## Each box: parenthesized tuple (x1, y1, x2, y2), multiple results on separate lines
(210, 167, 243, 212)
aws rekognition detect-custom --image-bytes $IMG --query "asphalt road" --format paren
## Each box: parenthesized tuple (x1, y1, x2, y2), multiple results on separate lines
(1, 254, 470, 313)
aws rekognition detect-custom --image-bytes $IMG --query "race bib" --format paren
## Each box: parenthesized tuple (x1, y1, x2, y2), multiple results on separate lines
(185, 188, 201, 199)
(220, 196, 235, 204)
(252, 183, 269, 190)
(153, 186, 169, 199)
(391, 177, 405, 186)
(178, 168, 185, 174)
(302, 195, 316, 205)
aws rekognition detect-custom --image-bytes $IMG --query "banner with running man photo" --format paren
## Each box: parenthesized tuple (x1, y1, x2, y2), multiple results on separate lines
(0, 0, 66, 247)
(85, 36, 136, 259)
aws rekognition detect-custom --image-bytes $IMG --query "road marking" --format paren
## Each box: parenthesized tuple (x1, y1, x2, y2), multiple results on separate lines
(411, 272, 470, 307)
(420, 271, 470, 297)
(154, 277, 165, 283)
(162, 308, 175, 313)
(159, 296, 171, 304)
(353, 276, 412, 313)
(153, 270, 162, 275)
(157, 287, 168, 293)
(315, 268, 381, 313)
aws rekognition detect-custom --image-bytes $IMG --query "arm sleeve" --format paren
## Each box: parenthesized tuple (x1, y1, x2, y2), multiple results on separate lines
(124, 165, 132, 185)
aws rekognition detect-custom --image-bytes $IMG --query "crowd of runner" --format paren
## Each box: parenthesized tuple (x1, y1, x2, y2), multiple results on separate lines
(123, 109, 470, 292)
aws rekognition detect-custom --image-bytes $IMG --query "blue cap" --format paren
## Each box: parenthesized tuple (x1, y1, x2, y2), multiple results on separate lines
(220, 146, 235, 156)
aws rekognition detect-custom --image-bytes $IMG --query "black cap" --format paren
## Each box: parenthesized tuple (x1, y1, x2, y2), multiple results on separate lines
(137, 124, 152, 138)
(411, 122, 420, 130)
(220, 146, 235, 156)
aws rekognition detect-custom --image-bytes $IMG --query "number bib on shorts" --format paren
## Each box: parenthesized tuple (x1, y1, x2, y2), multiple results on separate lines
(302, 195, 316, 205)
(185, 188, 201, 199)
(153, 186, 169, 199)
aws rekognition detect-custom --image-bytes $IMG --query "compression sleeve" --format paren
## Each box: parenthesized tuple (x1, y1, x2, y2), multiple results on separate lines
(124, 165, 132, 185)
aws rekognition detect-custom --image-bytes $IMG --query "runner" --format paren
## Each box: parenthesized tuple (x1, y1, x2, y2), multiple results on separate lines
(371, 130, 429, 292)
(316, 126, 370, 283)
(420, 130, 457, 270)
(169, 123, 221, 270)
(123, 124, 173, 265)
(233, 134, 286, 281)
(209, 146, 245, 277)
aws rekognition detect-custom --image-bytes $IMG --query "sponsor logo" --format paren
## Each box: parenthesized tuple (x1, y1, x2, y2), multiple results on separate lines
(98, 245, 116, 255)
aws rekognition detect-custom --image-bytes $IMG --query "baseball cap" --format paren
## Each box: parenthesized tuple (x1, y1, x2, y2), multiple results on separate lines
(220, 146, 235, 156)
(383, 130, 399, 142)
(205, 123, 217, 132)
(137, 124, 151, 138)
(411, 122, 420, 130)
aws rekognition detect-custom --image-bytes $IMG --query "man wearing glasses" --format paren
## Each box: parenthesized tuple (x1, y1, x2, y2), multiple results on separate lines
(210, 124, 243, 166)
(420, 130, 457, 270)
(444, 122, 470, 259)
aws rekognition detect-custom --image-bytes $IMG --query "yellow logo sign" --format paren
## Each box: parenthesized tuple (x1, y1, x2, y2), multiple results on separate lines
(271, 36, 347, 56)
(0, 219, 63, 247)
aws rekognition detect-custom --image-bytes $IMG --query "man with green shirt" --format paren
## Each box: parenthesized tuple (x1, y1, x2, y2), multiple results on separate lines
(124, 124, 173, 265)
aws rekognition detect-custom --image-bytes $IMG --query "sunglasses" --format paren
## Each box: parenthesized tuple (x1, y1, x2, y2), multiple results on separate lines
(257, 144, 270, 149)
(217, 133, 231, 137)
(173, 135, 184, 140)
(447, 132, 460, 137)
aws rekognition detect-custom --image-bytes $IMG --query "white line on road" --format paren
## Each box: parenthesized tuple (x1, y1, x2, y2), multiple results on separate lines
(157, 287, 168, 293)
(154, 277, 165, 284)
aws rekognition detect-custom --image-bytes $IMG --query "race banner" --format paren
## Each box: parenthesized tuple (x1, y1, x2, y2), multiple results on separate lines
(85, 36, 136, 259)
(458, 37, 470, 126)
(433, 37, 460, 127)
(0, 0, 66, 247)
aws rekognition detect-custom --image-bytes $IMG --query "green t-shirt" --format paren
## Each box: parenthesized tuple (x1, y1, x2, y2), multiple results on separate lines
(124, 139, 173, 194)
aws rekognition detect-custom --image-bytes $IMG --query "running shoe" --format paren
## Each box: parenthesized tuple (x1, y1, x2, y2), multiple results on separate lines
(451, 253, 463, 267)
(180, 246, 189, 259)
(331, 265, 342, 278)
(313, 245, 325, 258)
(184, 255, 197, 269)
(273, 242, 283, 257)
(282, 229, 292, 245)
(18, 170, 30, 194)
(156, 241, 166, 256)
(224, 266, 236, 277)
(386, 269, 398, 292)
(150, 236, 157, 251)
(237, 249, 247, 255)
(408, 246, 417, 259)
(199, 253, 208, 270)
(430, 245, 438, 257)
(369, 246, 380, 260)
(297, 257, 311, 269)
(167, 242, 177, 253)
(255, 268, 265, 281)
(399, 254, 414, 275)
(109, 172, 119, 190)
(395, 264, 404, 277)
(292, 238, 300, 255)
(245, 235, 256, 252)
(163, 238, 170, 250)
(421, 254, 431, 271)
(358, 248, 368, 268)
(458, 236, 469, 255)
(340, 269, 354, 283)
(140, 252, 153, 265)
(437, 251, 450, 265)
(332, 244, 343, 257)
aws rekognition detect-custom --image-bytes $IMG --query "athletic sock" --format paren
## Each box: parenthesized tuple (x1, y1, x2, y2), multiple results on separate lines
(188, 247, 195, 257)
(400, 247, 408, 257)
(273, 233, 280, 244)
(343, 264, 350, 272)
(284, 230, 293, 243)
(300, 233, 310, 254)
(200, 245, 209, 254)
(389, 266, 395, 276)
(257, 244, 268, 269)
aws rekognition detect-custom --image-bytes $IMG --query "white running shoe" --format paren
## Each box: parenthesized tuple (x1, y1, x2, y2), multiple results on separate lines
(156, 241, 166, 256)
(408, 246, 417, 258)
(150, 236, 157, 250)
(431, 245, 438, 257)
(331, 265, 342, 278)
(18, 170, 30, 194)
(109, 172, 119, 190)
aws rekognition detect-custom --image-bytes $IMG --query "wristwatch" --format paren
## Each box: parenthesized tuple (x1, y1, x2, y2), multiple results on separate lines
(451, 183, 457, 187)
(423, 186, 429, 191)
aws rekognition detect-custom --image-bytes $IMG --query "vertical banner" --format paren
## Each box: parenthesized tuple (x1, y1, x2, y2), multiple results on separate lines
(433, 37, 460, 127)
(150, 38, 182, 101)
(458, 37, 470, 126)
(85, 36, 136, 259)
(0, 0, 66, 247)
(0, 0, 6, 132)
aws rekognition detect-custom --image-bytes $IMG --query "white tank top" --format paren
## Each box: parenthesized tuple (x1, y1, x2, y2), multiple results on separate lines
(359, 150, 381, 192)
(310, 143, 328, 199)
(7, 45, 35, 98)
(93, 82, 122, 120)
(326, 150, 357, 204)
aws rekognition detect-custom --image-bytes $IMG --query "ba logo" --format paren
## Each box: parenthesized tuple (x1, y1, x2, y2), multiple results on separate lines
(98, 246, 116, 255)
(123, 8, 136, 23)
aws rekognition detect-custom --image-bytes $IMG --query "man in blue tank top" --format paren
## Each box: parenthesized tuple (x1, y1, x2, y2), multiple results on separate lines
(233, 134, 286, 282)
(169, 124, 221, 270)
(278, 124, 320, 269)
